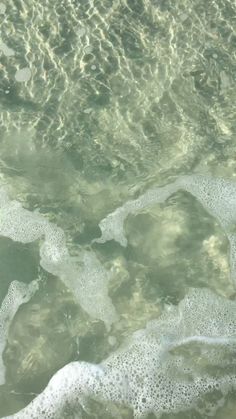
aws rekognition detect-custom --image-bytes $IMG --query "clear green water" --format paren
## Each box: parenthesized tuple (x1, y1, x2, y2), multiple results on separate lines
(0, 0, 236, 417)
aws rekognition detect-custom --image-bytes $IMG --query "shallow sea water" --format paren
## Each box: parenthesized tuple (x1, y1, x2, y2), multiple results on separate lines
(0, 0, 236, 417)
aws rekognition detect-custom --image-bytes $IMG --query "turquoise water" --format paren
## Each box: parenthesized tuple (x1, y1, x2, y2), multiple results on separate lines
(0, 0, 236, 417)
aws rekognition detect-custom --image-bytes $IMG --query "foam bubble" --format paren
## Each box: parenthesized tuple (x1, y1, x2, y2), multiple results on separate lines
(15, 67, 32, 82)
(4, 288, 236, 418)
(0, 279, 39, 384)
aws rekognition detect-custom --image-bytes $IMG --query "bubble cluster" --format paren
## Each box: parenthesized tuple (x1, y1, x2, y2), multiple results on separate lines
(4, 288, 236, 418)
(1, 175, 236, 416)
(0, 199, 47, 244)
(179, 175, 236, 231)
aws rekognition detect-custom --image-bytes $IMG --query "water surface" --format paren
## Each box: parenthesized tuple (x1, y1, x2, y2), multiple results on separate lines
(0, 0, 236, 417)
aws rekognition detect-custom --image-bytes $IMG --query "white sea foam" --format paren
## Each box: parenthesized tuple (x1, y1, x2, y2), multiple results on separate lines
(95, 174, 236, 286)
(0, 187, 118, 329)
(0, 279, 39, 385)
(94, 181, 180, 246)
(4, 288, 236, 418)
(2, 174, 236, 416)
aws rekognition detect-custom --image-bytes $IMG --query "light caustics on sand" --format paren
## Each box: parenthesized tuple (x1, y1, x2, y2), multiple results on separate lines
(1, 174, 236, 418)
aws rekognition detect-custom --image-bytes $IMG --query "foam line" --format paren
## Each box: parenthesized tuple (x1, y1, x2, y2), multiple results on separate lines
(95, 175, 236, 286)
(0, 280, 39, 385)
(3, 288, 236, 418)
(0, 187, 118, 329)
